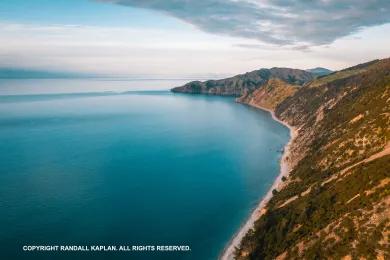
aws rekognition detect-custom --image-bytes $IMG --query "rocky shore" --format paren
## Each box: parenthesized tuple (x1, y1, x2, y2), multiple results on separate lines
(221, 102, 298, 260)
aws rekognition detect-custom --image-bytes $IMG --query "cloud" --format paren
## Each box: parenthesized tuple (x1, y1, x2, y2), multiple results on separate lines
(98, 0, 390, 46)
(0, 22, 275, 76)
(1, 21, 389, 77)
(233, 43, 273, 49)
(233, 43, 312, 52)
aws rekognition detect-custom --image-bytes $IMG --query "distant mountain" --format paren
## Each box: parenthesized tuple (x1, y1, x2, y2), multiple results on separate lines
(171, 67, 314, 96)
(306, 67, 333, 77)
(0, 68, 91, 79)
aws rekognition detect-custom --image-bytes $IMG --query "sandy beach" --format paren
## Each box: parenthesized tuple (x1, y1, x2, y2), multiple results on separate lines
(220, 103, 298, 260)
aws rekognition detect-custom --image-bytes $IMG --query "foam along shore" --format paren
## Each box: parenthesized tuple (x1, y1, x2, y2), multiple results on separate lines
(220, 102, 298, 260)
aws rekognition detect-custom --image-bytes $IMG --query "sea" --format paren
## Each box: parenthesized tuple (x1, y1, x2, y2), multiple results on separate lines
(0, 79, 289, 259)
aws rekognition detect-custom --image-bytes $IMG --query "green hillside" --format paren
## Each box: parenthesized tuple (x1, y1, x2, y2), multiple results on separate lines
(236, 58, 390, 260)
(171, 58, 390, 259)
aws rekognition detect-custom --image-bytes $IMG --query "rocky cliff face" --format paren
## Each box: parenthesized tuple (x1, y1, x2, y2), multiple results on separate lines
(236, 58, 390, 259)
(171, 68, 313, 96)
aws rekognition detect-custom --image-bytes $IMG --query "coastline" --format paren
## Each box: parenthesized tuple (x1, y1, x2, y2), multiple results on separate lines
(220, 102, 297, 260)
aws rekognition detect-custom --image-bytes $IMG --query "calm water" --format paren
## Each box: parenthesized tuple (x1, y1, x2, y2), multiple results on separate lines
(0, 79, 289, 260)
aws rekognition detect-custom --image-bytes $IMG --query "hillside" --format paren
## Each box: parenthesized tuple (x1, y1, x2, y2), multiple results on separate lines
(171, 68, 313, 96)
(306, 67, 333, 77)
(171, 58, 390, 259)
(236, 58, 390, 259)
(236, 78, 299, 110)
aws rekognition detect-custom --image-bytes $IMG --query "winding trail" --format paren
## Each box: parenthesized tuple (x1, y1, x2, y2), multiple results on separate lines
(322, 142, 390, 187)
(340, 142, 390, 175)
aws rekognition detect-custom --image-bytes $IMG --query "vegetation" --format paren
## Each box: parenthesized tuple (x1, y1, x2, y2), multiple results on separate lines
(236, 58, 390, 259)
(171, 58, 390, 259)
(171, 68, 313, 96)
(237, 78, 298, 110)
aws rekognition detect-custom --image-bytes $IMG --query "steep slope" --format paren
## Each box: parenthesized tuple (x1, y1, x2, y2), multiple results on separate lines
(236, 58, 390, 259)
(237, 78, 298, 110)
(171, 68, 313, 96)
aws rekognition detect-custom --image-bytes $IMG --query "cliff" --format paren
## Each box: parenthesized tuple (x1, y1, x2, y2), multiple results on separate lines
(236, 78, 299, 110)
(236, 58, 390, 259)
(171, 58, 390, 259)
(171, 68, 313, 96)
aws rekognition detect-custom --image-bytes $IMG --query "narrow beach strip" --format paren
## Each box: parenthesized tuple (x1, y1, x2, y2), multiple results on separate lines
(220, 103, 297, 260)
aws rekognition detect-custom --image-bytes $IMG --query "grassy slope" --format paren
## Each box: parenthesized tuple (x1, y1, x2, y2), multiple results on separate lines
(237, 78, 298, 110)
(236, 58, 390, 259)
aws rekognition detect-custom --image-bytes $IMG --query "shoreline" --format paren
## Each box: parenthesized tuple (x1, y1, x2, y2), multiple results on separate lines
(220, 102, 297, 260)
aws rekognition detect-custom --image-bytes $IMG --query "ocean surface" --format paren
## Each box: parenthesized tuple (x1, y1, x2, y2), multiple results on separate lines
(0, 79, 289, 260)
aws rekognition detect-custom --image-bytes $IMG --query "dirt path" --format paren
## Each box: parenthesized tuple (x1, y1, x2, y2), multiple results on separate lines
(341, 142, 390, 175)
(278, 142, 390, 209)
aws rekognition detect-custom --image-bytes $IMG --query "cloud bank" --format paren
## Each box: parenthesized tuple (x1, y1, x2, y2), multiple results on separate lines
(100, 0, 390, 45)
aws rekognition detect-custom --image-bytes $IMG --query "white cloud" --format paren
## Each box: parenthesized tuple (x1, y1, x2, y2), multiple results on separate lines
(0, 22, 389, 77)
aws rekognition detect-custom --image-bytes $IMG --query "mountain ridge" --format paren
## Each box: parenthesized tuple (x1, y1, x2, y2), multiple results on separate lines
(171, 58, 390, 259)
(237, 58, 390, 259)
(305, 67, 333, 77)
(171, 67, 314, 96)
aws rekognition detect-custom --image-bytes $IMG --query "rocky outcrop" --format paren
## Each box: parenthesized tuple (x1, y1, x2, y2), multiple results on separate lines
(171, 68, 313, 96)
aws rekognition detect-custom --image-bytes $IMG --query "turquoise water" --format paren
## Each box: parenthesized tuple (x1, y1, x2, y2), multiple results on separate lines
(0, 80, 289, 260)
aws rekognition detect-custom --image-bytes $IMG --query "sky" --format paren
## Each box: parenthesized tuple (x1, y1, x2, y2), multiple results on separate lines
(0, 0, 389, 78)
